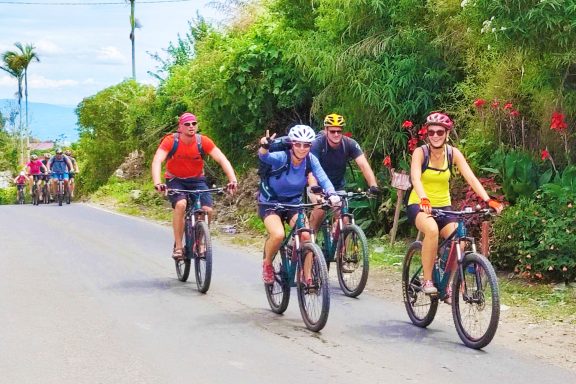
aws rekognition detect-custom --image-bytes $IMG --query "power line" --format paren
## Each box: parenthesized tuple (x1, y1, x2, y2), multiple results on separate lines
(0, 0, 197, 4)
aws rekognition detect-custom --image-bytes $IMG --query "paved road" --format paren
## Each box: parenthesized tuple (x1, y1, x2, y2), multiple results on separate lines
(0, 204, 573, 384)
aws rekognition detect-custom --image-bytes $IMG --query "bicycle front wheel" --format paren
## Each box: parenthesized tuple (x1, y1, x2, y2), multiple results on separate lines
(264, 246, 290, 314)
(452, 252, 500, 349)
(315, 225, 332, 270)
(42, 185, 49, 204)
(296, 242, 330, 332)
(32, 185, 39, 206)
(402, 241, 438, 327)
(336, 224, 369, 297)
(194, 221, 212, 293)
(65, 185, 71, 204)
(175, 218, 193, 282)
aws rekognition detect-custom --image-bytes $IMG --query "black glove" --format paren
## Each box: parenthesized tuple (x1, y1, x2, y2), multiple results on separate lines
(154, 183, 166, 192)
(368, 185, 380, 195)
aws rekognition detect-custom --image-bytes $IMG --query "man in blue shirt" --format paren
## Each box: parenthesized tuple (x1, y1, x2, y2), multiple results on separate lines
(47, 148, 74, 200)
(309, 113, 379, 231)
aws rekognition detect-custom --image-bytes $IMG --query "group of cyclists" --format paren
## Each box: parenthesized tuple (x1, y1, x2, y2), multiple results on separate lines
(153, 111, 504, 301)
(13, 148, 79, 204)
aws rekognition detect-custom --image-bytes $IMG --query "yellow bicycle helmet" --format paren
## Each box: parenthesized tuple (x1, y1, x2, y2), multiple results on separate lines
(324, 113, 346, 127)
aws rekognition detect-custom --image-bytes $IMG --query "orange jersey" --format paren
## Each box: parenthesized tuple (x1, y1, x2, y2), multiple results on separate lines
(160, 134, 216, 178)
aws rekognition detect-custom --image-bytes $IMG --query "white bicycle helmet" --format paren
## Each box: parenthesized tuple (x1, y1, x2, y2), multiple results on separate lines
(288, 124, 316, 143)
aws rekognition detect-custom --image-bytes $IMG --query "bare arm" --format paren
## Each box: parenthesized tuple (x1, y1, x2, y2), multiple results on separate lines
(354, 154, 378, 187)
(452, 147, 490, 202)
(208, 147, 237, 184)
(151, 147, 169, 186)
(410, 147, 426, 199)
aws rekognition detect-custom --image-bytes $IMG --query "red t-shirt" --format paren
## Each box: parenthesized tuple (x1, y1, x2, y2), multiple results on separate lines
(15, 175, 27, 184)
(160, 134, 216, 178)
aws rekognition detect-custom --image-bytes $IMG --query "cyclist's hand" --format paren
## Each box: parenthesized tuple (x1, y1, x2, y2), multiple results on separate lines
(154, 183, 166, 193)
(368, 185, 380, 195)
(328, 194, 342, 207)
(227, 180, 238, 194)
(260, 130, 276, 149)
(420, 197, 432, 214)
(487, 199, 503, 214)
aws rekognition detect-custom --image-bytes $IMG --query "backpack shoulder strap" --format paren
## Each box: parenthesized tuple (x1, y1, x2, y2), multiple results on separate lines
(166, 132, 179, 160)
(446, 144, 454, 173)
(268, 150, 292, 178)
(196, 133, 205, 158)
(305, 154, 312, 176)
(420, 144, 430, 173)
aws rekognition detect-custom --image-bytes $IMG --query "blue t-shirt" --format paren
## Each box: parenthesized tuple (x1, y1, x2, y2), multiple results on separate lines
(48, 155, 71, 174)
(258, 151, 336, 204)
(311, 134, 363, 190)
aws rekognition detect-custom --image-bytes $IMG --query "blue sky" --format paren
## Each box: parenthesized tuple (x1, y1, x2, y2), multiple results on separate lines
(0, 0, 224, 107)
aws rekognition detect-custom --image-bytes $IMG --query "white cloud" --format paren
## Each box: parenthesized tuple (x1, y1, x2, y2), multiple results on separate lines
(35, 39, 64, 56)
(94, 46, 127, 65)
(28, 74, 78, 89)
(0, 75, 16, 87)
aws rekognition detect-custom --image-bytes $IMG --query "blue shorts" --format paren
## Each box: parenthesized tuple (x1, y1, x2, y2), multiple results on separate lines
(51, 173, 69, 181)
(407, 204, 457, 230)
(166, 177, 213, 209)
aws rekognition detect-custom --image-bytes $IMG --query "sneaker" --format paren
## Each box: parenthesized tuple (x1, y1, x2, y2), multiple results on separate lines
(421, 279, 438, 295)
(262, 262, 275, 285)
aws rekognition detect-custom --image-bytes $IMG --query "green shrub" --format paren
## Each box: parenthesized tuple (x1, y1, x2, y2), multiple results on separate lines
(0, 187, 16, 205)
(492, 170, 576, 282)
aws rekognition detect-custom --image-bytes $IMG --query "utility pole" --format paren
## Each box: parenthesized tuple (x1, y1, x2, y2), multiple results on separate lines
(130, 0, 136, 80)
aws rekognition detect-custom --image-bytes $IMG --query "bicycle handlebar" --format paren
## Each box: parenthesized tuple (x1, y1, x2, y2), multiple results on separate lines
(429, 207, 494, 217)
(258, 201, 327, 210)
(167, 187, 226, 195)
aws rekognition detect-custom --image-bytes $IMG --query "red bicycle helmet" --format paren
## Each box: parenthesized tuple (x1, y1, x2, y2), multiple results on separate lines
(424, 112, 454, 130)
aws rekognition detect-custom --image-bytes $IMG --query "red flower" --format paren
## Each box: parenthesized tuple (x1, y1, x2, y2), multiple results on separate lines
(473, 98, 486, 108)
(417, 127, 427, 140)
(343, 132, 352, 138)
(402, 120, 413, 129)
(541, 149, 550, 161)
(510, 109, 520, 117)
(550, 111, 568, 132)
(503, 102, 513, 110)
(383, 155, 392, 168)
(408, 137, 419, 153)
(491, 100, 499, 109)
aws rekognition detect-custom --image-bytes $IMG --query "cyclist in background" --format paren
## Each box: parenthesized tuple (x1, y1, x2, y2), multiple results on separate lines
(151, 112, 238, 261)
(258, 125, 341, 285)
(47, 148, 74, 198)
(26, 154, 48, 200)
(407, 112, 503, 296)
(42, 153, 52, 200)
(309, 113, 379, 232)
(14, 171, 29, 199)
(65, 149, 80, 197)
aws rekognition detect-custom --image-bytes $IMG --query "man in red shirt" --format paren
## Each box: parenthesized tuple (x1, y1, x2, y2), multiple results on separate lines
(151, 112, 238, 260)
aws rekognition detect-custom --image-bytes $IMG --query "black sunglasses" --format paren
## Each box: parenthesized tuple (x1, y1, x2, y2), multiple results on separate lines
(183, 121, 197, 126)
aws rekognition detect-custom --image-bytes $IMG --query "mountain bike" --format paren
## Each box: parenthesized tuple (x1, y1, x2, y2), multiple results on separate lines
(42, 174, 50, 204)
(16, 184, 25, 204)
(259, 201, 330, 332)
(52, 173, 70, 206)
(315, 191, 370, 297)
(31, 175, 42, 206)
(402, 207, 500, 349)
(167, 187, 225, 293)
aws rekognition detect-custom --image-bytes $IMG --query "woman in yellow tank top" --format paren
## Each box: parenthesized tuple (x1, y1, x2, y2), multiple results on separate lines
(407, 112, 504, 296)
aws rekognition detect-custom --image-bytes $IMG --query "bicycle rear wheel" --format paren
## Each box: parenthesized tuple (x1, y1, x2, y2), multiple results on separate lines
(32, 185, 39, 205)
(452, 252, 500, 349)
(402, 241, 438, 327)
(18, 189, 24, 204)
(315, 225, 332, 271)
(336, 224, 369, 297)
(264, 245, 290, 314)
(194, 221, 212, 293)
(57, 183, 63, 206)
(65, 185, 71, 204)
(296, 242, 330, 332)
(175, 218, 193, 282)
(42, 184, 49, 204)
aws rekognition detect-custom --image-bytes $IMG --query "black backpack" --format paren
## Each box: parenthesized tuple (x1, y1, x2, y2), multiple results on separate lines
(258, 137, 312, 202)
(404, 144, 454, 206)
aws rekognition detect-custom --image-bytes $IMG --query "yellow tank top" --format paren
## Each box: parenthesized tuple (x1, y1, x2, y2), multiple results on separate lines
(407, 149, 451, 207)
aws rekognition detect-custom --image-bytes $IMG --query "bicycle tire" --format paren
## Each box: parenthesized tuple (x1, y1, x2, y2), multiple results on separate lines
(296, 242, 330, 332)
(402, 241, 438, 327)
(65, 185, 71, 204)
(194, 220, 212, 293)
(42, 184, 49, 204)
(175, 218, 193, 282)
(452, 252, 500, 349)
(264, 245, 290, 314)
(336, 224, 369, 297)
(32, 185, 39, 205)
(18, 190, 24, 204)
(57, 183, 63, 206)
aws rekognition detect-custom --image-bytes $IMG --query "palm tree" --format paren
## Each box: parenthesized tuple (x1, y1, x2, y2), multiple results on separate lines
(1, 51, 24, 163)
(14, 43, 40, 160)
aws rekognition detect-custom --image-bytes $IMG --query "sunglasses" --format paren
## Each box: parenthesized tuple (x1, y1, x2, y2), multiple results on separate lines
(183, 121, 197, 126)
(427, 129, 446, 137)
(292, 142, 312, 149)
(328, 129, 342, 135)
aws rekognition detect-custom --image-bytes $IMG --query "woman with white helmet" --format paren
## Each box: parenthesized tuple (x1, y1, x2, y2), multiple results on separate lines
(258, 124, 340, 285)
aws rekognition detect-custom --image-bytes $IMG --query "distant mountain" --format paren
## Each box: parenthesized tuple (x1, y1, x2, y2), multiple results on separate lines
(0, 99, 79, 142)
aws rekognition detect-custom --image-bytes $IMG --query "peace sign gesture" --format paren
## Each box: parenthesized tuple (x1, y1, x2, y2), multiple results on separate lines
(260, 130, 276, 149)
